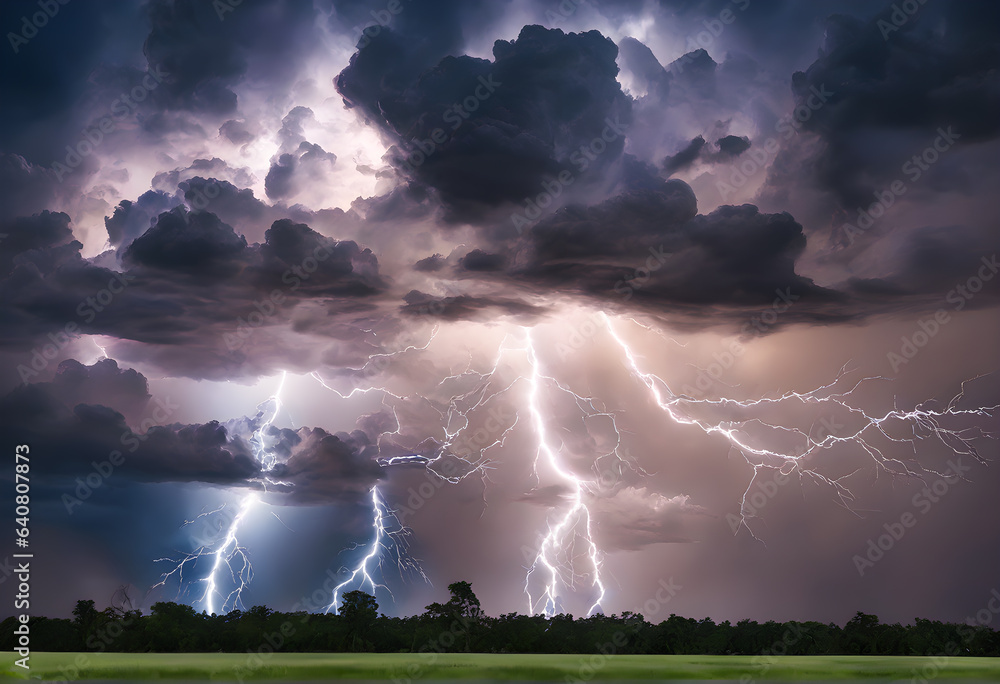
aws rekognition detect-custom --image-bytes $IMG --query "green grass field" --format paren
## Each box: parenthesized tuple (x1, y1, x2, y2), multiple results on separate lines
(3, 653, 1000, 681)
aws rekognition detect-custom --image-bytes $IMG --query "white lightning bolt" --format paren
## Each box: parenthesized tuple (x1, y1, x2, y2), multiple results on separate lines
(602, 313, 997, 540)
(151, 309, 995, 619)
(326, 485, 429, 613)
(91, 337, 109, 360)
(196, 492, 258, 614)
(523, 328, 607, 617)
(154, 371, 287, 614)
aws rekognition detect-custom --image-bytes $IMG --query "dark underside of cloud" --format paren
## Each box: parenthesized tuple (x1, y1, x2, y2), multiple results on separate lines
(2, 7, 996, 383)
(0, 0, 998, 625)
(0, 358, 386, 505)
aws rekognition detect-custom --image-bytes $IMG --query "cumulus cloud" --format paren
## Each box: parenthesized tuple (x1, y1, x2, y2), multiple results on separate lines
(2, 0, 999, 623)
(337, 24, 634, 219)
(592, 487, 713, 551)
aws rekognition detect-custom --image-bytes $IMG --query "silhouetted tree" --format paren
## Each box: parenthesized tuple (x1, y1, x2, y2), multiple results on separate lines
(15, 589, 1000, 657)
(339, 590, 378, 651)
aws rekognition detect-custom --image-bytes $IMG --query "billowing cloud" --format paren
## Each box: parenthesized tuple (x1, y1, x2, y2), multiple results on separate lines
(1, 0, 998, 627)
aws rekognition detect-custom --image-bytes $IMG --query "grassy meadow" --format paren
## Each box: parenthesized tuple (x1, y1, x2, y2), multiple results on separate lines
(2, 652, 1000, 681)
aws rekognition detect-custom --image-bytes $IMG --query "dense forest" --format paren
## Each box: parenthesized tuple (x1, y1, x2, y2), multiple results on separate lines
(5, 582, 999, 656)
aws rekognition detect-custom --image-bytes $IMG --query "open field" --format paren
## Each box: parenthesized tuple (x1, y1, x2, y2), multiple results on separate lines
(2, 653, 1000, 681)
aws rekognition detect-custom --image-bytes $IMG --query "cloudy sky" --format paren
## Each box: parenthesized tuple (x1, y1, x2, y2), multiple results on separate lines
(1, 0, 998, 625)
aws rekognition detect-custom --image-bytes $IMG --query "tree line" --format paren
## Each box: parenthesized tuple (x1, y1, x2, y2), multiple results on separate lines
(3, 582, 999, 656)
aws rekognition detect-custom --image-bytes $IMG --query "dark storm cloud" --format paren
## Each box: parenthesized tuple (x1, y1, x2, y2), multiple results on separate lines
(267, 427, 384, 504)
(0, 153, 63, 221)
(598, 0, 883, 73)
(0, 358, 390, 501)
(220, 118, 255, 145)
(149, 171, 305, 244)
(0, 210, 76, 276)
(2, 0, 325, 171)
(43, 358, 151, 424)
(663, 136, 706, 175)
(265, 142, 338, 200)
(716, 134, 750, 156)
(253, 219, 383, 296)
(0, 0, 145, 162)
(843, 225, 1000, 308)
(400, 290, 546, 322)
(386, 175, 877, 330)
(123, 206, 249, 275)
(328, 0, 499, 70)
(616, 36, 671, 101)
(152, 158, 257, 193)
(0, 207, 388, 379)
(336, 24, 632, 219)
(413, 254, 446, 272)
(264, 154, 297, 199)
(0, 370, 259, 487)
(104, 190, 179, 249)
(772, 1, 1000, 211)
(668, 48, 718, 98)
(458, 249, 505, 272)
(512, 180, 839, 315)
(142, 0, 323, 115)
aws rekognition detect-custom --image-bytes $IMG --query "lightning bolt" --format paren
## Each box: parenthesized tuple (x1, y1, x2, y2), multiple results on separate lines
(151, 309, 995, 619)
(91, 337, 109, 360)
(154, 372, 287, 614)
(326, 485, 429, 613)
(522, 328, 622, 618)
(195, 493, 258, 614)
(308, 330, 528, 615)
(602, 313, 998, 540)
